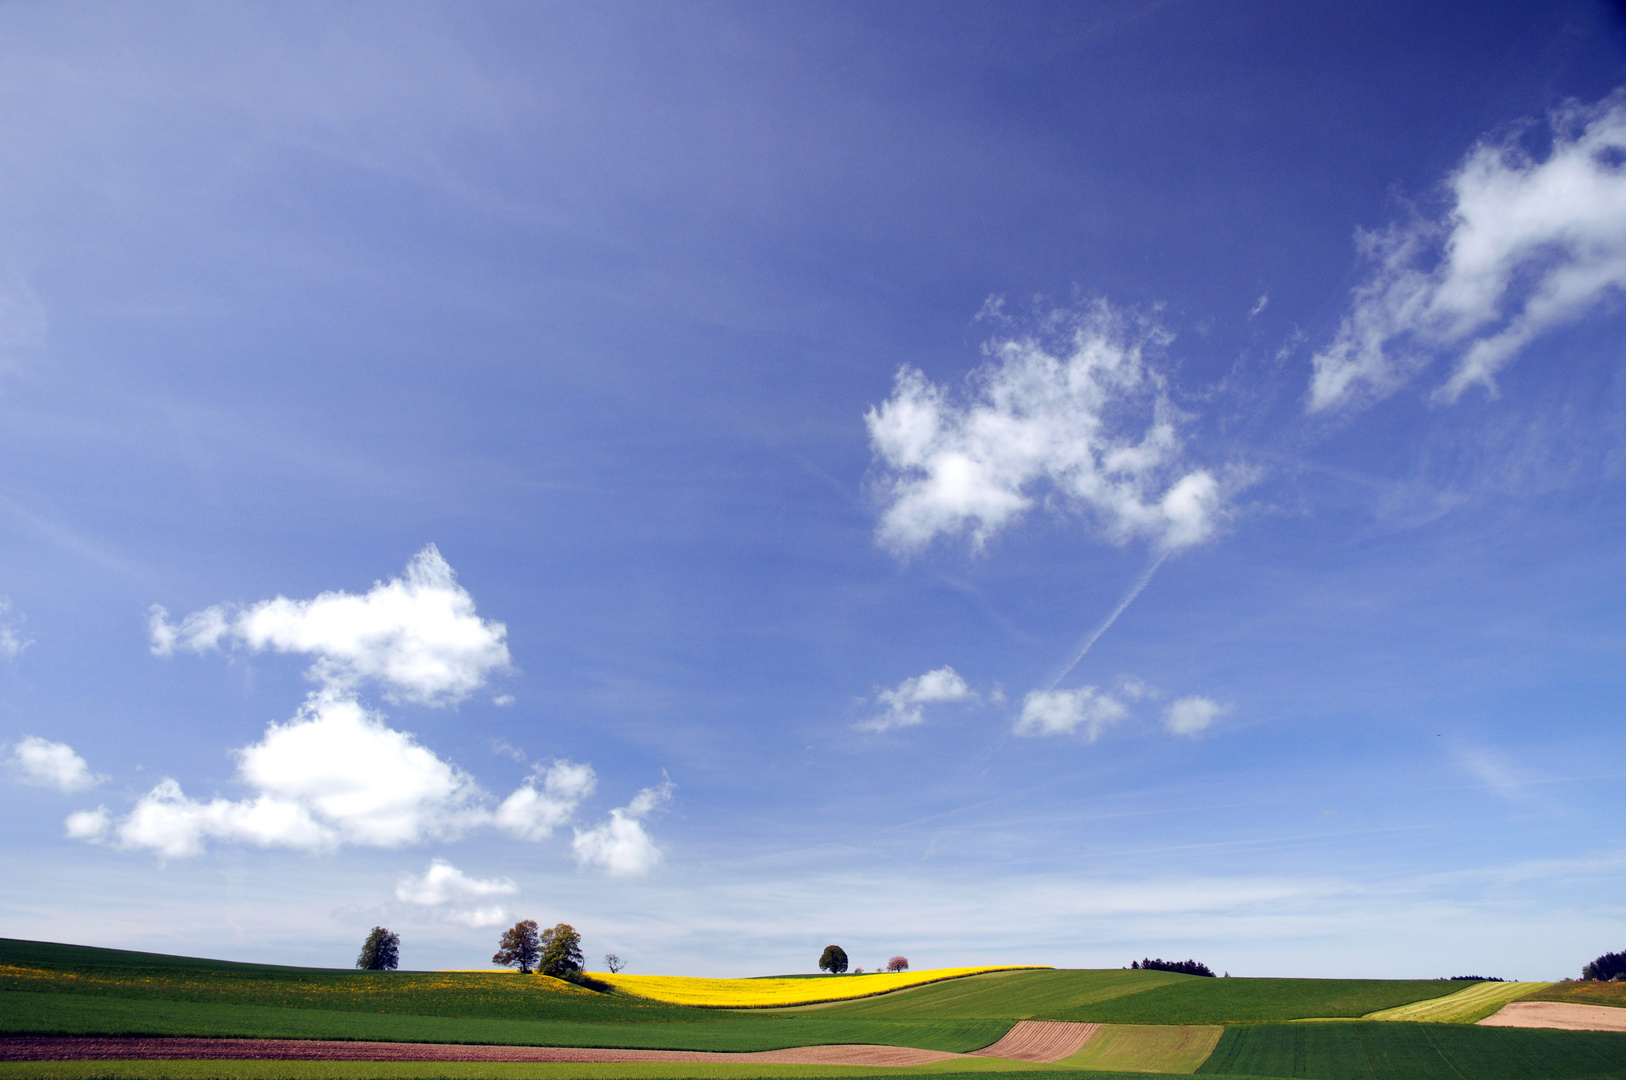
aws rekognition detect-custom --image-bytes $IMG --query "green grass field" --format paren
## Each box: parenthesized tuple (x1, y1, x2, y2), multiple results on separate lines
(1362, 981, 1552, 1023)
(8, 937, 1625, 1080)
(808, 971, 1458, 1024)
(1523, 980, 1626, 1009)
(1196, 1021, 1626, 1079)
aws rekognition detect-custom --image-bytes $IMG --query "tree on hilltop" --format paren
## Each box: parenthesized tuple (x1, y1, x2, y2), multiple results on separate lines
(538, 923, 584, 978)
(819, 945, 849, 974)
(886, 956, 909, 972)
(604, 953, 625, 973)
(494, 920, 541, 974)
(356, 927, 400, 971)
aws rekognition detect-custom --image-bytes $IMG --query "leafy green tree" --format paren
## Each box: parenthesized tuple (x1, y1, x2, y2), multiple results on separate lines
(819, 944, 849, 974)
(538, 923, 584, 978)
(356, 927, 400, 970)
(493, 919, 541, 973)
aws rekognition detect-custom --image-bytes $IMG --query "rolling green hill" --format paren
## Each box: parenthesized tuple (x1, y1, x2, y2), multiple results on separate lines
(805, 969, 1459, 1024)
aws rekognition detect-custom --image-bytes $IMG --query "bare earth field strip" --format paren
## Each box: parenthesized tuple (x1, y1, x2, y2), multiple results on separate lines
(967, 1021, 1099, 1062)
(0, 1026, 1097, 1068)
(1, 1038, 954, 1066)
(1478, 1002, 1626, 1032)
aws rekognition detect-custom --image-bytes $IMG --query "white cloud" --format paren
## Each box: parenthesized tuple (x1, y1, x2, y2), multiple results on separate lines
(8, 736, 103, 792)
(1163, 696, 1225, 736)
(0, 598, 31, 659)
(1310, 94, 1626, 411)
(149, 545, 510, 705)
(573, 781, 673, 878)
(1014, 687, 1127, 740)
(91, 691, 487, 858)
(866, 302, 1223, 556)
(860, 666, 971, 732)
(396, 858, 516, 928)
(495, 759, 596, 841)
(64, 806, 111, 841)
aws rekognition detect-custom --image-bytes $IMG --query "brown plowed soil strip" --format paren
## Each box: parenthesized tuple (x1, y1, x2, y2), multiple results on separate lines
(968, 1021, 1098, 1063)
(1477, 1002, 1626, 1032)
(0, 1037, 962, 1066)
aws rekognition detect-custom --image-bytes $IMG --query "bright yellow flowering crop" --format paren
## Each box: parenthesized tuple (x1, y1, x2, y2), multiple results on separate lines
(590, 966, 1044, 1008)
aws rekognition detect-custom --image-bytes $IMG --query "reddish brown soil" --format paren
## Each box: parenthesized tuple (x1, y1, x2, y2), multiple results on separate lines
(1478, 1002, 1626, 1032)
(967, 1021, 1099, 1063)
(0, 1023, 1105, 1066)
(0, 1036, 962, 1066)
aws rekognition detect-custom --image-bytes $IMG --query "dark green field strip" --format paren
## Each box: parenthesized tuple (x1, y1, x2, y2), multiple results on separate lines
(0, 941, 334, 977)
(793, 970, 1185, 1019)
(2, 941, 685, 1023)
(1197, 1021, 1626, 1080)
(0, 1067, 1289, 1080)
(0, 992, 1008, 1053)
(811, 971, 1457, 1025)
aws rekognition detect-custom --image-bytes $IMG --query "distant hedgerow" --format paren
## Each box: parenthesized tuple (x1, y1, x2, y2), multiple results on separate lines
(1449, 975, 1504, 981)
(1132, 958, 1215, 977)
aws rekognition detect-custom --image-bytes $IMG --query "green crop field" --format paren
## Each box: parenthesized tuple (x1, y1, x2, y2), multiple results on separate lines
(1197, 1021, 1626, 1079)
(1524, 980, 1626, 1010)
(7, 937, 1625, 1080)
(809, 970, 1459, 1024)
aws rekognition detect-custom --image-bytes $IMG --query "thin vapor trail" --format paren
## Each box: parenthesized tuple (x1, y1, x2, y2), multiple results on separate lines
(1043, 550, 1169, 691)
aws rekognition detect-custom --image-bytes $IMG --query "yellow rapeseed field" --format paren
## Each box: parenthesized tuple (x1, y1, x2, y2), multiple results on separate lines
(588, 966, 1045, 1007)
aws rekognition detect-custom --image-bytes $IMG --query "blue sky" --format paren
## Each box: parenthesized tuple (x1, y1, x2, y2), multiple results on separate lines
(1, 1, 1624, 980)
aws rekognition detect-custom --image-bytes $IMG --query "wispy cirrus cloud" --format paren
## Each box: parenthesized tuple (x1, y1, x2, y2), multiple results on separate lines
(865, 302, 1227, 557)
(1310, 93, 1626, 411)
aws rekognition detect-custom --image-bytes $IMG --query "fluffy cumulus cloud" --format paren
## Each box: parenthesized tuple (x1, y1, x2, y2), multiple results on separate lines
(1013, 686, 1128, 740)
(1163, 696, 1225, 736)
(573, 782, 673, 878)
(7, 736, 102, 792)
(1310, 94, 1626, 411)
(73, 548, 668, 870)
(0, 598, 30, 659)
(494, 760, 597, 841)
(149, 545, 510, 706)
(71, 692, 484, 858)
(866, 303, 1224, 556)
(861, 666, 971, 732)
(396, 858, 517, 927)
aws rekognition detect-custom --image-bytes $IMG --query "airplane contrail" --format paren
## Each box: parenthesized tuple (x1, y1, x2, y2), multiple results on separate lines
(1043, 549, 1169, 691)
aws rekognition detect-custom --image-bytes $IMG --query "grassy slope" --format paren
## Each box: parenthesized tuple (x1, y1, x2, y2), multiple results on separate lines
(1058, 1024, 1224, 1074)
(1524, 981, 1626, 1009)
(1197, 1021, 1626, 1080)
(0, 991, 1006, 1054)
(810, 970, 1458, 1024)
(1363, 981, 1552, 1023)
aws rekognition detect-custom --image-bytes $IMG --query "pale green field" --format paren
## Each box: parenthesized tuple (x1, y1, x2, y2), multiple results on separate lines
(1362, 981, 1552, 1023)
(1058, 1025, 1224, 1074)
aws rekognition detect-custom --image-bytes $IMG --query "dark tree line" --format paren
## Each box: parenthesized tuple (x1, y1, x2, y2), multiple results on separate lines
(1583, 949, 1625, 981)
(1131, 957, 1215, 977)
